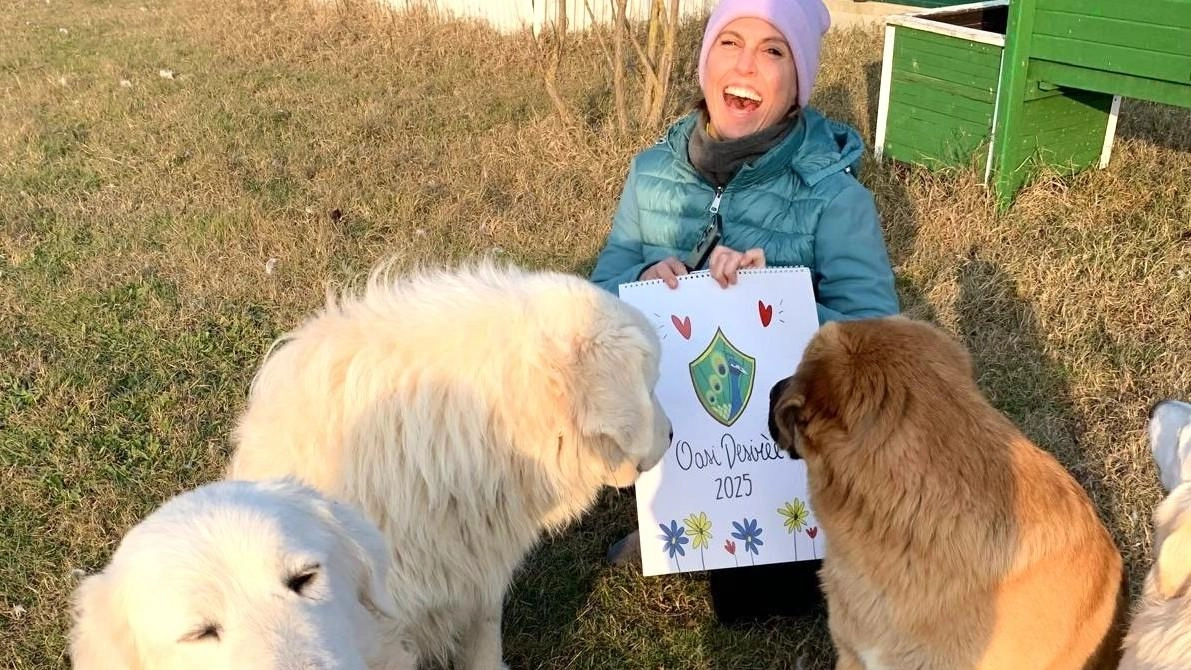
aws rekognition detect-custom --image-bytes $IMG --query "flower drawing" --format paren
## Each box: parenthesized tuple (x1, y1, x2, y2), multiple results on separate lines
(807, 526, 820, 559)
(683, 511, 713, 571)
(723, 538, 738, 567)
(731, 517, 764, 564)
(778, 498, 810, 560)
(659, 520, 689, 568)
(683, 512, 712, 550)
(777, 499, 809, 534)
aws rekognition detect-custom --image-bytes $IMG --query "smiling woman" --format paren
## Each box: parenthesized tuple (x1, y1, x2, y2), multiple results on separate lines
(589, 0, 901, 626)
(701, 18, 799, 139)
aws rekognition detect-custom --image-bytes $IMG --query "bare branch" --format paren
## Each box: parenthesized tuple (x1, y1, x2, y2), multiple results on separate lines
(647, 0, 680, 128)
(622, 10, 661, 95)
(640, 0, 664, 121)
(610, 0, 628, 132)
(583, 0, 616, 71)
(541, 0, 576, 129)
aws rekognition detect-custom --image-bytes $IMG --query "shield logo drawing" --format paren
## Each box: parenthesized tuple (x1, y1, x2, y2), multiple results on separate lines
(689, 327, 756, 427)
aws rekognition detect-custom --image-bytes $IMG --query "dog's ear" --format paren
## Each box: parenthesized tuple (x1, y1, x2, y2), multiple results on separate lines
(570, 327, 658, 456)
(769, 376, 806, 455)
(319, 497, 398, 620)
(69, 571, 140, 670)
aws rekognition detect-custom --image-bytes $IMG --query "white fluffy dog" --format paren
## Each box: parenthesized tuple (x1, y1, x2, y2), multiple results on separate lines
(227, 262, 672, 669)
(1121, 399, 1191, 668)
(69, 478, 414, 670)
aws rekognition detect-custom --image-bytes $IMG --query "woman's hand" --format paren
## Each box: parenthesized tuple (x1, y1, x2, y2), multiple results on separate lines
(639, 257, 689, 289)
(709, 245, 766, 287)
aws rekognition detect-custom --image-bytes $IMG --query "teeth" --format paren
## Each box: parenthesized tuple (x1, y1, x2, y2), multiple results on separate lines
(725, 86, 761, 102)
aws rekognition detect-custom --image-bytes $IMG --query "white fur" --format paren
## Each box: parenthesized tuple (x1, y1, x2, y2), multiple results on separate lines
(1151, 399, 1191, 492)
(69, 478, 413, 670)
(1121, 400, 1191, 669)
(227, 261, 671, 669)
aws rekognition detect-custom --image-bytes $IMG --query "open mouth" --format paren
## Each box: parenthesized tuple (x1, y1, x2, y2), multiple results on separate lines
(723, 85, 762, 112)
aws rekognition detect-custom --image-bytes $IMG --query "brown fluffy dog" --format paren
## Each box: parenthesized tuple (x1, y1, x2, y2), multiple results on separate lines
(768, 317, 1124, 670)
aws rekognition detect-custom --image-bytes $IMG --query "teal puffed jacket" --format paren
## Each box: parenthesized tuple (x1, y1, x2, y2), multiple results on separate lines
(590, 108, 899, 323)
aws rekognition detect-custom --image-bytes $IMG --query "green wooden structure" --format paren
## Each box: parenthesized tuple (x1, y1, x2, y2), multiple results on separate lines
(876, 0, 1191, 208)
(992, 0, 1191, 205)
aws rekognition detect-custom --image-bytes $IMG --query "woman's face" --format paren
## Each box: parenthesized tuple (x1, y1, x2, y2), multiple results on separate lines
(702, 17, 798, 140)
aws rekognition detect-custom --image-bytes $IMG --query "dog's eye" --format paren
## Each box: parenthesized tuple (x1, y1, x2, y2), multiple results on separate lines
(180, 623, 220, 643)
(286, 565, 319, 595)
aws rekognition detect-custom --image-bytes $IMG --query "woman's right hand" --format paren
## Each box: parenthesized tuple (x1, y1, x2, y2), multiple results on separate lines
(639, 257, 688, 289)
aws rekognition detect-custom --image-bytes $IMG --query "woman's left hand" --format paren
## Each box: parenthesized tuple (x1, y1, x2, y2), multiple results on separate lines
(708, 245, 766, 288)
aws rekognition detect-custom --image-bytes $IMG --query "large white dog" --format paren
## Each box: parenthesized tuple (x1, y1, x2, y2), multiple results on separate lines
(227, 262, 672, 669)
(69, 478, 413, 670)
(1121, 399, 1191, 669)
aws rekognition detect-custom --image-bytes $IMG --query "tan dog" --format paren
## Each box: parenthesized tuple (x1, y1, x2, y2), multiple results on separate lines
(1120, 399, 1191, 669)
(768, 317, 1124, 670)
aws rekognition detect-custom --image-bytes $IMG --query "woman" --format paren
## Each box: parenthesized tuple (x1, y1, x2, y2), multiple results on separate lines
(591, 0, 899, 623)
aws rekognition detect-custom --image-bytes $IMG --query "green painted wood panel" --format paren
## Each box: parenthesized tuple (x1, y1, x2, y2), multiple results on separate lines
(1010, 133, 1103, 168)
(893, 26, 1003, 59)
(1031, 34, 1191, 86)
(893, 42, 1001, 89)
(1007, 86, 1111, 178)
(884, 25, 1000, 169)
(890, 81, 995, 124)
(1037, 0, 1191, 30)
(1029, 60, 1191, 107)
(891, 100, 990, 135)
(1034, 10, 1190, 56)
(892, 37, 1000, 75)
(895, 29, 1005, 67)
(892, 70, 997, 104)
(894, 53, 999, 89)
(1017, 88, 1114, 133)
(992, 0, 1038, 206)
(885, 119, 989, 166)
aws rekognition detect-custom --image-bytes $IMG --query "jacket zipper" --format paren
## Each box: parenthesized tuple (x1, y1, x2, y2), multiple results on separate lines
(683, 187, 725, 271)
(708, 187, 724, 216)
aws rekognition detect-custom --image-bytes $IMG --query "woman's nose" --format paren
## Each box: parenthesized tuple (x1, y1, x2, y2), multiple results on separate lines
(733, 48, 756, 75)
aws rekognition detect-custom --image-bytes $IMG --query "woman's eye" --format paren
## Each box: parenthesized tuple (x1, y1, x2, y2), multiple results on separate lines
(766, 48, 785, 57)
(181, 624, 220, 643)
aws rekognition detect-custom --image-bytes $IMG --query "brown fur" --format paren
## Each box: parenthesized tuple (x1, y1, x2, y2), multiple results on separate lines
(768, 317, 1124, 670)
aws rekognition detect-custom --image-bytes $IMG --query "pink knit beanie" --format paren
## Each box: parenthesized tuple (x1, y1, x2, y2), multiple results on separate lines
(697, 0, 831, 110)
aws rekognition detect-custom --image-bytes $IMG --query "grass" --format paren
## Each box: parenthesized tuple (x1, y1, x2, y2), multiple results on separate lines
(1, 0, 1188, 667)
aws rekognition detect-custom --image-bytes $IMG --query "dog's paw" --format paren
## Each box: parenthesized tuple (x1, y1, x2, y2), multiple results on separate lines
(1151, 399, 1191, 491)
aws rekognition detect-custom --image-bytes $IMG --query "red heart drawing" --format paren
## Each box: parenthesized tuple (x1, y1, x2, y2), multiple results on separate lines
(806, 526, 818, 539)
(671, 314, 692, 340)
(758, 300, 773, 327)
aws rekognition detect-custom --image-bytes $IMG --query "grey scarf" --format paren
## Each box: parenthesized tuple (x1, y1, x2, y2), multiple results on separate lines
(687, 108, 799, 188)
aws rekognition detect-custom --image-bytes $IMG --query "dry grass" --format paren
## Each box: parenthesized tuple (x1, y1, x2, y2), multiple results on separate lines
(1, 0, 1188, 668)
